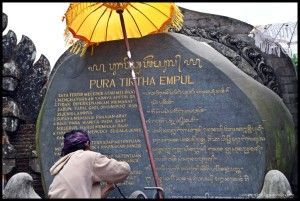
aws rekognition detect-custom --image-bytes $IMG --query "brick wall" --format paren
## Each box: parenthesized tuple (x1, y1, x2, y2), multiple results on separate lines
(8, 123, 45, 198)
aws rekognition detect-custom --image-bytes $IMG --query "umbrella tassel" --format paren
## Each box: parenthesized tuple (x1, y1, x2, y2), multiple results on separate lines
(70, 42, 78, 54)
(91, 45, 94, 56)
(69, 43, 75, 53)
(64, 27, 91, 56)
(71, 42, 81, 54)
(80, 43, 88, 57)
(69, 40, 89, 57)
(77, 44, 83, 55)
(64, 28, 78, 49)
(172, 5, 184, 30)
(162, 4, 184, 32)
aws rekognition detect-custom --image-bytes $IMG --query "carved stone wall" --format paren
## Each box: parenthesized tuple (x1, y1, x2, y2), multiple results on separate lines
(7, 124, 44, 197)
(2, 12, 50, 198)
(263, 53, 298, 126)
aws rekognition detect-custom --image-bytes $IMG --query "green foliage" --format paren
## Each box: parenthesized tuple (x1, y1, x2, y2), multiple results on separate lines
(291, 54, 298, 69)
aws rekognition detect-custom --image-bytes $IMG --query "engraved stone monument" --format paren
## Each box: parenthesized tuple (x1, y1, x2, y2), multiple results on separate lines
(37, 33, 296, 198)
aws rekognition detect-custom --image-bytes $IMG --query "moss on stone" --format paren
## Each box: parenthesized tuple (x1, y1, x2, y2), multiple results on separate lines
(275, 131, 283, 169)
(35, 102, 47, 194)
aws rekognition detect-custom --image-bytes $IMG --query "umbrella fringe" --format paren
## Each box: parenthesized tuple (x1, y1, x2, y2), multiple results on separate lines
(63, 3, 185, 56)
(164, 4, 184, 32)
(64, 3, 98, 25)
(69, 42, 89, 57)
(64, 28, 78, 48)
(79, 43, 89, 56)
(64, 28, 90, 57)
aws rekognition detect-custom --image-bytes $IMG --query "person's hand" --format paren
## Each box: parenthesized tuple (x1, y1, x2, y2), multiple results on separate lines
(101, 183, 115, 198)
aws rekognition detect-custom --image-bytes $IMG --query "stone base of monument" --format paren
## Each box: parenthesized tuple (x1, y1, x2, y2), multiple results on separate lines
(37, 32, 296, 198)
(129, 190, 148, 199)
(3, 172, 41, 199)
(257, 170, 293, 199)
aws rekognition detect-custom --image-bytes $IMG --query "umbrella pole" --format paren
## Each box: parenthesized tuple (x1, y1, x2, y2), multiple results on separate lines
(117, 10, 163, 199)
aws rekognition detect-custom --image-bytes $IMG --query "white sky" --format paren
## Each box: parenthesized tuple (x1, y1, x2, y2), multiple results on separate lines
(2, 3, 298, 68)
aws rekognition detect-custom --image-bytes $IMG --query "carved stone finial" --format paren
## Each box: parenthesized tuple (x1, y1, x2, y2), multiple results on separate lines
(2, 13, 8, 32)
(12, 35, 36, 74)
(2, 30, 17, 63)
(29, 150, 41, 173)
(2, 97, 21, 133)
(257, 170, 293, 198)
(3, 61, 20, 93)
(2, 130, 16, 175)
(3, 172, 41, 199)
(15, 55, 50, 121)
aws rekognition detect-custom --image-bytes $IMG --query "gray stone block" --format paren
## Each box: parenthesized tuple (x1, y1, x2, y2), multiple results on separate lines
(257, 170, 293, 198)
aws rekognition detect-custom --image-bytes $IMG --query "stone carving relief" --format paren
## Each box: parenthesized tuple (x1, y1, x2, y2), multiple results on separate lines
(175, 26, 281, 97)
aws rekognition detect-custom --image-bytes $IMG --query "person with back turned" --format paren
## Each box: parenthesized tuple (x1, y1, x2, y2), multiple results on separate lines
(48, 129, 131, 198)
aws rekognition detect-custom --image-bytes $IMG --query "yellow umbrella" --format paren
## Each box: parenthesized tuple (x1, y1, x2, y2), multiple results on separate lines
(63, 3, 183, 198)
(64, 3, 183, 51)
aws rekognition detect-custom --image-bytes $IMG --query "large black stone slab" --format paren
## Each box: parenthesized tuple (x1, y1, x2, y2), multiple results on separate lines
(37, 33, 295, 198)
